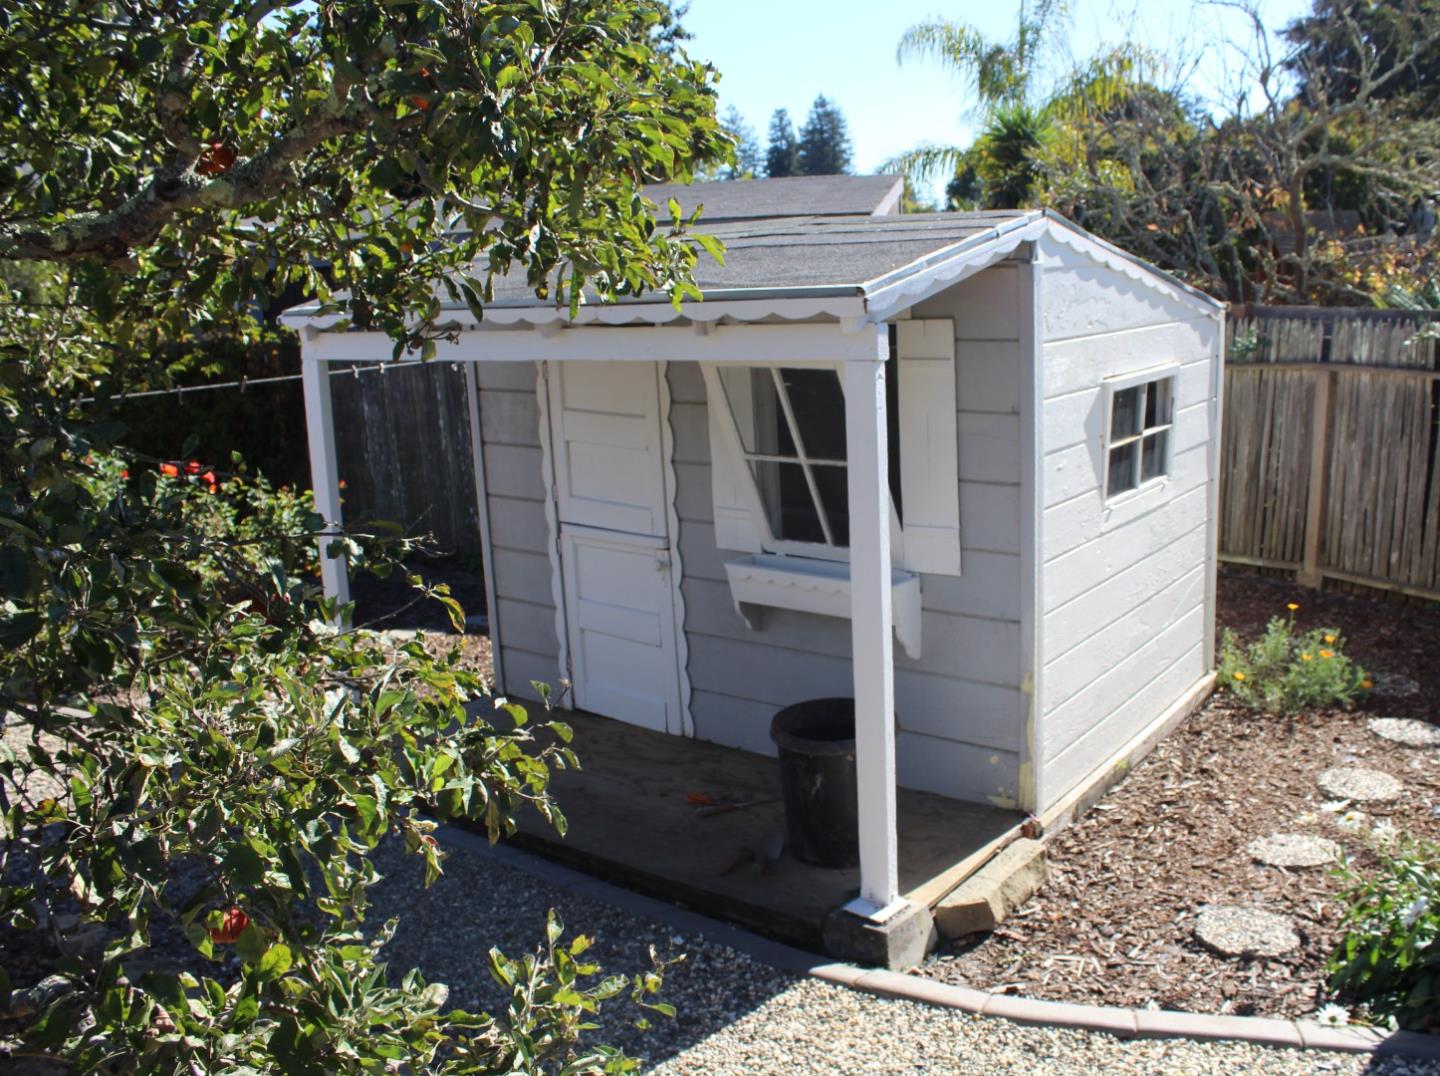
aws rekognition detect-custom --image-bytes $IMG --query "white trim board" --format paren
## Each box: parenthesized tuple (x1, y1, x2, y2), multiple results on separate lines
(534, 361, 572, 708)
(302, 322, 886, 366)
(463, 363, 505, 695)
(658, 362, 695, 737)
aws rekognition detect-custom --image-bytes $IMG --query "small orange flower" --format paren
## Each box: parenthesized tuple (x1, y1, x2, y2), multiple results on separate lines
(1320, 649, 1334, 659)
(1233, 671, 1247, 681)
(1287, 602, 1300, 612)
(1361, 678, 1374, 690)
(1323, 634, 1336, 644)
(159, 462, 179, 478)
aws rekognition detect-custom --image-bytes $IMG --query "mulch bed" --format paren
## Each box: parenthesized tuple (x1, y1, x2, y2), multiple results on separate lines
(920, 569, 1440, 1020)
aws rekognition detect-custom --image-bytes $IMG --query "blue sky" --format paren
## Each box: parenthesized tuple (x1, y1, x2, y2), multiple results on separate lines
(680, 0, 1314, 201)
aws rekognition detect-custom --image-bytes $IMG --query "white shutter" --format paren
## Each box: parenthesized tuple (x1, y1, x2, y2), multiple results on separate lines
(896, 319, 961, 575)
(700, 363, 763, 553)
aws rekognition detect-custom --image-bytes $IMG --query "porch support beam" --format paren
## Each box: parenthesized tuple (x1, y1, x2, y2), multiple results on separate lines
(842, 334, 901, 917)
(300, 338, 351, 611)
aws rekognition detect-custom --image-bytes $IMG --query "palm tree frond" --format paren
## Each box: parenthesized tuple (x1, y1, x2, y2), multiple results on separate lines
(896, 19, 991, 82)
(880, 144, 971, 185)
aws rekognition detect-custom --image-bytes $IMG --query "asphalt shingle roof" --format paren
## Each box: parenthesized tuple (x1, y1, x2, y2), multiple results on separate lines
(483, 208, 1038, 305)
(643, 174, 903, 222)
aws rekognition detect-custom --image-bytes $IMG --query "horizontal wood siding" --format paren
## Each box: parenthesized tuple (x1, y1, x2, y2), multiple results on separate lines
(475, 362, 562, 701)
(672, 270, 1028, 807)
(1037, 248, 1219, 810)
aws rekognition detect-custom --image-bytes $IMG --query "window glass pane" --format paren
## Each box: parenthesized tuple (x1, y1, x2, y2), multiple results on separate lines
(1111, 386, 1142, 439)
(811, 464, 850, 547)
(1141, 430, 1168, 482)
(779, 368, 846, 461)
(751, 460, 826, 544)
(1143, 378, 1170, 430)
(1108, 443, 1137, 496)
(719, 367, 795, 456)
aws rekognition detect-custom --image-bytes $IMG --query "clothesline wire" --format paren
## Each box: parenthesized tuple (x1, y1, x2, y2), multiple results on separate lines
(79, 359, 454, 403)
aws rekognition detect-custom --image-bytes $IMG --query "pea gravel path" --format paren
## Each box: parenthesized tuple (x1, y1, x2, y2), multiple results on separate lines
(368, 829, 1440, 1075)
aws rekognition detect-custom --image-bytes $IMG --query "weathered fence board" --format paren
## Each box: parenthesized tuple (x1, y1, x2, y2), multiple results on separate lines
(1222, 306, 1440, 601)
(329, 360, 483, 560)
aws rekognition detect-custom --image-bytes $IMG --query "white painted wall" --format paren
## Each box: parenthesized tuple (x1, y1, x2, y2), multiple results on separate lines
(1034, 238, 1222, 810)
(673, 265, 1029, 807)
(471, 246, 1220, 813)
(474, 362, 564, 702)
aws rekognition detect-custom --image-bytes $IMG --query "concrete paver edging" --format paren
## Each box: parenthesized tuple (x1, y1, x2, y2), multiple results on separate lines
(445, 826, 1440, 1061)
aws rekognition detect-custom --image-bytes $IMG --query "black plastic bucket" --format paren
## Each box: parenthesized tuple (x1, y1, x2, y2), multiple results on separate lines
(770, 697, 858, 868)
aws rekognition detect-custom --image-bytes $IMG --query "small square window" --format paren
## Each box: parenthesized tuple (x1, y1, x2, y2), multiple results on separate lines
(1104, 370, 1175, 499)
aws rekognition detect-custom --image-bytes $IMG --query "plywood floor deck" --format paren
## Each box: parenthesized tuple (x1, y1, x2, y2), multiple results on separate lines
(503, 710, 1024, 950)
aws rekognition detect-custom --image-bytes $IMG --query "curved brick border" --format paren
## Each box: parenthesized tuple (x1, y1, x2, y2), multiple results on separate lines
(445, 826, 1440, 1060)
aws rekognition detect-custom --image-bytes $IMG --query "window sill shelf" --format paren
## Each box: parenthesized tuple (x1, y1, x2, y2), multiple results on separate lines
(722, 553, 922, 659)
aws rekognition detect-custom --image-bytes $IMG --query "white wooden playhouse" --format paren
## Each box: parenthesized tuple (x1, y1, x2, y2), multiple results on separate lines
(288, 175, 1226, 928)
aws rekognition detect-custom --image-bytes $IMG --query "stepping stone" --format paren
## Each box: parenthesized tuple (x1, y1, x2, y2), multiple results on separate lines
(1371, 673, 1420, 699)
(1247, 833, 1342, 868)
(1194, 906, 1300, 958)
(1367, 717, 1440, 748)
(1317, 767, 1403, 802)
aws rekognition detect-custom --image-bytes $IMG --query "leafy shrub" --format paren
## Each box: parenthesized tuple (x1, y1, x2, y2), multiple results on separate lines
(1218, 607, 1369, 714)
(0, 424, 672, 1072)
(1328, 838, 1440, 1032)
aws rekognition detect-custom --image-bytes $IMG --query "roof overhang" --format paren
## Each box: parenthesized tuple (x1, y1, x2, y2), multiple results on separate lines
(279, 209, 1224, 339)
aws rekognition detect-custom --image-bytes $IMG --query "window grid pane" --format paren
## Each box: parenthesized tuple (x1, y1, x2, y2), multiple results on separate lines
(1108, 442, 1138, 496)
(1141, 430, 1168, 482)
(1107, 374, 1174, 498)
(1111, 386, 1142, 440)
(722, 364, 903, 550)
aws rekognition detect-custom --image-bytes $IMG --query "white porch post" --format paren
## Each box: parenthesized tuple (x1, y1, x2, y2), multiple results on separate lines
(843, 337, 901, 916)
(300, 337, 350, 609)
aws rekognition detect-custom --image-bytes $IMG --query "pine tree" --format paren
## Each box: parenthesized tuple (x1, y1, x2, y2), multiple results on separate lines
(796, 95, 853, 176)
(765, 108, 798, 178)
(722, 105, 763, 179)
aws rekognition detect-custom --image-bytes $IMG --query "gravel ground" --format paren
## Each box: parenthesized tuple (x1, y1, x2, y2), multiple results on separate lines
(368, 830, 1440, 1075)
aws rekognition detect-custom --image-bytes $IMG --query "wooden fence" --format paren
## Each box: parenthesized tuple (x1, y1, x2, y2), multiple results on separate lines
(329, 360, 483, 561)
(1221, 306, 1440, 601)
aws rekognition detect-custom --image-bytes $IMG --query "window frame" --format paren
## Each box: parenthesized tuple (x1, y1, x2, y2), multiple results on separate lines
(1102, 363, 1180, 505)
(701, 317, 960, 578)
(706, 360, 904, 564)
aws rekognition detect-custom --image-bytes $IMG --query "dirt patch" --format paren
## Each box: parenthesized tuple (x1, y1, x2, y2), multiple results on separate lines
(920, 570, 1440, 1019)
(350, 556, 494, 684)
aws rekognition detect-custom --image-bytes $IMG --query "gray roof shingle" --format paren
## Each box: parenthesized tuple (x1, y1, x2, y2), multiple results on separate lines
(643, 174, 903, 222)
(483, 209, 1038, 304)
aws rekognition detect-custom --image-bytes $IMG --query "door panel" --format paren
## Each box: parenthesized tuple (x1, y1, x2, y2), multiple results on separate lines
(546, 361, 682, 733)
(561, 529, 678, 733)
(549, 362, 667, 537)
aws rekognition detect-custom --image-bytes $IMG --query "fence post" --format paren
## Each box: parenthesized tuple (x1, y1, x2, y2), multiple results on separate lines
(1297, 368, 1336, 588)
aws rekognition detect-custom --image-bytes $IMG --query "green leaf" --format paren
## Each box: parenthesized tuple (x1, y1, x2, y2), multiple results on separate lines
(255, 943, 293, 981)
(693, 232, 725, 266)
